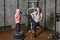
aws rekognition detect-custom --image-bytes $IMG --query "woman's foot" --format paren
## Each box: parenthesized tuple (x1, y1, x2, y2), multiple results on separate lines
(36, 26, 40, 28)
(28, 30, 35, 33)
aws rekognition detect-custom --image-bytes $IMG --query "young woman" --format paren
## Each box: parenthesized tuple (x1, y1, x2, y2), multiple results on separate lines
(14, 9, 21, 31)
(29, 7, 42, 38)
(30, 7, 42, 23)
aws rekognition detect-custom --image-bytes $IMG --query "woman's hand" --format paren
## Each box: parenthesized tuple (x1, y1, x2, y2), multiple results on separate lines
(32, 14, 35, 18)
(36, 18, 42, 23)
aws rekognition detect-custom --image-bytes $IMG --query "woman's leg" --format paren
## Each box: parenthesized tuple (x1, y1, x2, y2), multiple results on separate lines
(28, 15, 37, 38)
(32, 21, 36, 38)
(28, 15, 35, 29)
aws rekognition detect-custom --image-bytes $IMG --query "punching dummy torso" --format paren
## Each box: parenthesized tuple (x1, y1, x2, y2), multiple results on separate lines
(14, 9, 21, 23)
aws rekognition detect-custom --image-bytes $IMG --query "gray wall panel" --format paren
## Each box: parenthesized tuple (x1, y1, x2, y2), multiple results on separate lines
(46, 0, 55, 30)
(0, 0, 4, 26)
(5, 0, 17, 28)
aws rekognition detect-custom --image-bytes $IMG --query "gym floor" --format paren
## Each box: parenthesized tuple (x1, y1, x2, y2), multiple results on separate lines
(0, 27, 55, 40)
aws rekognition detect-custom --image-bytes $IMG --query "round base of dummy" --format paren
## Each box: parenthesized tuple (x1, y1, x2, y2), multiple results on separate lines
(13, 31, 24, 40)
(14, 38, 24, 40)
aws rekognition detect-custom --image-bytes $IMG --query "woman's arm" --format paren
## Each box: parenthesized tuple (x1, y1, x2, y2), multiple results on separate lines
(30, 11, 36, 18)
(37, 13, 42, 22)
(38, 17, 42, 22)
(30, 13, 34, 18)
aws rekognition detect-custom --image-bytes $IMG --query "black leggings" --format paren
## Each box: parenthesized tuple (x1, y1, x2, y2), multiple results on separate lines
(28, 15, 39, 30)
(28, 15, 39, 38)
(16, 23, 20, 32)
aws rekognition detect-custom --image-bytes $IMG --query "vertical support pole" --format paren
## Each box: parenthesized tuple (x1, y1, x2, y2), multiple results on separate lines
(37, 0, 39, 7)
(55, 0, 57, 33)
(4, 0, 6, 27)
(55, 0, 57, 40)
(28, 0, 29, 26)
(17, 0, 19, 9)
(44, 0, 46, 30)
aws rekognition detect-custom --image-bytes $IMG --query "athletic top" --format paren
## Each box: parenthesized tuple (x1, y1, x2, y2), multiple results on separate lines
(31, 11, 42, 22)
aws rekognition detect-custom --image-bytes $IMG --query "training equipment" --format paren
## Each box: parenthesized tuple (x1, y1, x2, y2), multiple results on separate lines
(29, 22, 33, 32)
(28, 22, 36, 38)
(13, 0, 24, 40)
(13, 31, 24, 40)
(20, 11, 26, 16)
(48, 33, 60, 40)
(48, 34, 53, 39)
(48, 13, 60, 40)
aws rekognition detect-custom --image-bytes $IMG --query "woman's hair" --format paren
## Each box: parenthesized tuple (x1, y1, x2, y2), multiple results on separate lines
(37, 7, 41, 13)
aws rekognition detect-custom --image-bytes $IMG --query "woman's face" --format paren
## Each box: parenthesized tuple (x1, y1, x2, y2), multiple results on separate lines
(36, 7, 40, 12)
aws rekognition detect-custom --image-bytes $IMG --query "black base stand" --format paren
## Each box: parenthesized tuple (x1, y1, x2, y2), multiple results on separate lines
(13, 31, 24, 40)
